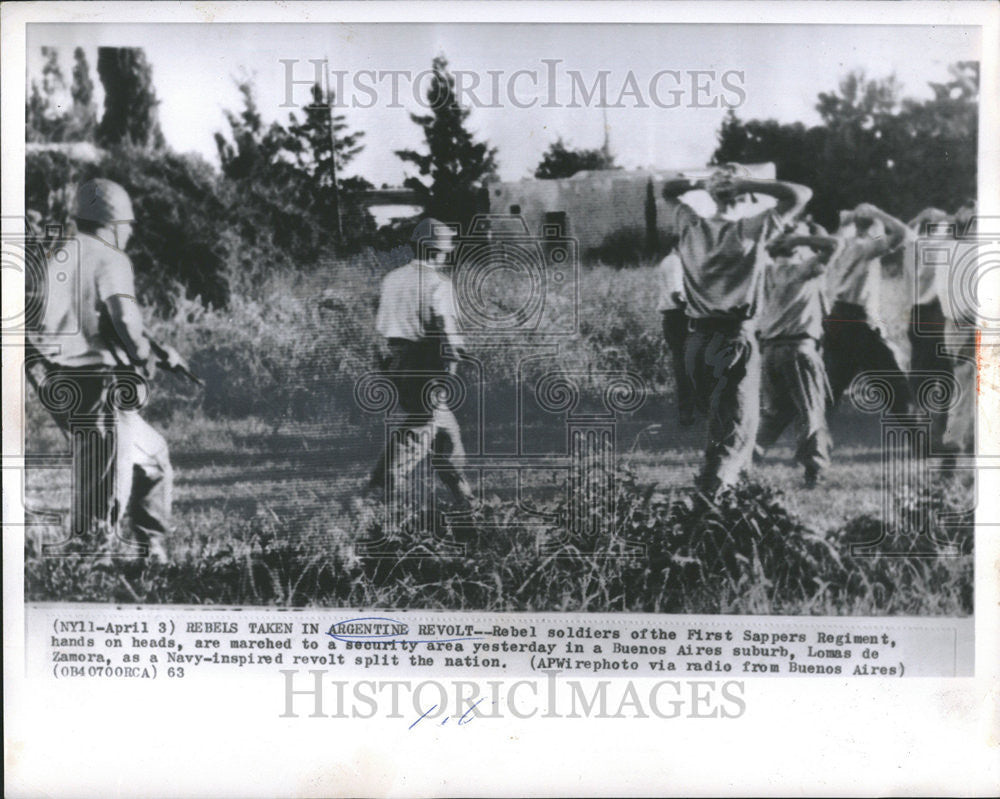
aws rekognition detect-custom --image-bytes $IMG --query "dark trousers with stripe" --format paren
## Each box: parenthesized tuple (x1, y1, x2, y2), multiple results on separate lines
(368, 339, 473, 506)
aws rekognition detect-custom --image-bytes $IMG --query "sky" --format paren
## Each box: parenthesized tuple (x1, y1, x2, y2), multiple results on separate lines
(28, 23, 979, 188)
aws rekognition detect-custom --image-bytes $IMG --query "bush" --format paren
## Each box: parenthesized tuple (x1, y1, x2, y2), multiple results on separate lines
(25, 469, 971, 614)
(588, 226, 654, 267)
(26, 144, 343, 313)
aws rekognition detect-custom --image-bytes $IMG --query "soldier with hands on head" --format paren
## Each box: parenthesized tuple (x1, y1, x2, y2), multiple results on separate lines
(661, 163, 812, 493)
(755, 223, 839, 487)
(824, 202, 913, 417)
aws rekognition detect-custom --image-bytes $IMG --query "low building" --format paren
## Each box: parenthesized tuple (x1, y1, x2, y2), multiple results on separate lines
(485, 163, 777, 255)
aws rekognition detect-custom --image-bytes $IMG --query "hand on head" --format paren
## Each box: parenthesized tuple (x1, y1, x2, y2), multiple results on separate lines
(706, 163, 743, 206)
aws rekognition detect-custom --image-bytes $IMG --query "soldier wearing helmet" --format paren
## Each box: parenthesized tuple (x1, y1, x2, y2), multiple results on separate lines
(361, 217, 475, 515)
(30, 178, 177, 562)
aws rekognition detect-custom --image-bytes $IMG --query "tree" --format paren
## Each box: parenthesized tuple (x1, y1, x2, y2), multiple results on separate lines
(69, 47, 98, 141)
(396, 55, 498, 230)
(644, 178, 658, 254)
(534, 136, 617, 179)
(26, 47, 68, 142)
(215, 79, 375, 255)
(215, 80, 328, 264)
(286, 83, 372, 245)
(96, 47, 165, 149)
(713, 63, 978, 228)
(26, 47, 100, 143)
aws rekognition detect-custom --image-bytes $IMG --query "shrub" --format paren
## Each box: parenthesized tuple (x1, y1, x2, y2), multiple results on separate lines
(26, 468, 969, 614)
(588, 226, 654, 267)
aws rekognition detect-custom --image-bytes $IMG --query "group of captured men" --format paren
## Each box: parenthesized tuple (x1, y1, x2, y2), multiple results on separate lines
(656, 164, 976, 493)
(29, 173, 976, 563)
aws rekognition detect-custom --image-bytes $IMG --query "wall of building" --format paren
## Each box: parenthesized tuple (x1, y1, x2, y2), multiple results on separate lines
(487, 163, 777, 253)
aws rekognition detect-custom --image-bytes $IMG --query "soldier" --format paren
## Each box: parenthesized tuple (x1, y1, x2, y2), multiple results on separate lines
(936, 202, 978, 457)
(655, 238, 694, 426)
(824, 202, 913, 417)
(901, 206, 955, 449)
(30, 179, 182, 562)
(755, 225, 839, 487)
(364, 217, 476, 511)
(661, 164, 813, 493)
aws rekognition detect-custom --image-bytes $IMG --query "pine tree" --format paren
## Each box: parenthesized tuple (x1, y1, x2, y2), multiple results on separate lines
(96, 47, 165, 149)
(396, 55, 498, 230)
(286, 83, 369, 242)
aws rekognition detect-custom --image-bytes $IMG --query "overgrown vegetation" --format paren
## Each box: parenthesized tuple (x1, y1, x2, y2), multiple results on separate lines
(23, 47, 978, 613)
(25, 467, 972, 614)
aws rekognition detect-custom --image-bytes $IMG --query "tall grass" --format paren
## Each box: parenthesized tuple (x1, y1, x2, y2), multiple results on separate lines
(24, 255, 972, 614)
(143, 258, 673, 426)
(24, 466, 972, 614)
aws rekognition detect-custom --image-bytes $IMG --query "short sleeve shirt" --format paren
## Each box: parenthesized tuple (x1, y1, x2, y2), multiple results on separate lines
(375, 261, 466, 353)
(32, 233, 138, 367)
(759, 251, 827, 340)
(665, 200, 783, 320)
(828, 235, 891, 316)
(655, 252, 686, 311)
(900, 235, 940, 307)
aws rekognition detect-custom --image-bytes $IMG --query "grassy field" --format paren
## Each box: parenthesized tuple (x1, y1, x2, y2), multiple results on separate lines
(22, 260, 974, 614)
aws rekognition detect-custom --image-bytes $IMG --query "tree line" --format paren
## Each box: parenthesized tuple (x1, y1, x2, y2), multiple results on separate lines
(26, 47, 977, 309)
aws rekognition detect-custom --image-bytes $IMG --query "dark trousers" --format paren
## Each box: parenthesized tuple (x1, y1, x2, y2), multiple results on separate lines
(757, 337, 832, 476)
(662, 309, 694, 423)
(909, 299, 951, 446)
(685, 320, 760, 492)
(368, 339, 473, 506)
(824, 301, 913, 416)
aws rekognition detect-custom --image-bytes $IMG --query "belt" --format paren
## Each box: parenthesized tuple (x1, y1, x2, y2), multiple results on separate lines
(760, 333, 813, 345)
(688, 317, 751, 336)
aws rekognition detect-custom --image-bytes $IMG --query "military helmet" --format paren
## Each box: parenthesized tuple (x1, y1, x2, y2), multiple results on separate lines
(73, 179, 135, 224)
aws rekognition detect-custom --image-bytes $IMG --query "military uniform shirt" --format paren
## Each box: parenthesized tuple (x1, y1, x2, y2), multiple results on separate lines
(32, 233, 146, 367)
(665, 201, 782, 320)
(828, 235, 891, 317)
(901, 233, 940, 307)
(655, 252, 686, 311)
(759, 250, 827, 340)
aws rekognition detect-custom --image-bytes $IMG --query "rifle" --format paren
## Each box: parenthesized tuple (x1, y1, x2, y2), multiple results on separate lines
(147, 336, 204, 387)
(98, 305, 203, 387)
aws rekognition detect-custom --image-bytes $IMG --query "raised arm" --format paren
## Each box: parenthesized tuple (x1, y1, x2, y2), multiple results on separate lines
(767, 234, 839, 267)
(854, 202, 910, 249)
(661, 176, 705, 199)
(908, 207, 951, 229)
(733, 177, 813, 218)
(786, 234, 839, 258)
